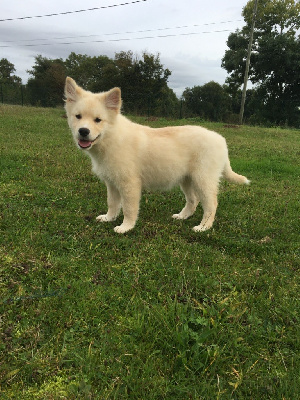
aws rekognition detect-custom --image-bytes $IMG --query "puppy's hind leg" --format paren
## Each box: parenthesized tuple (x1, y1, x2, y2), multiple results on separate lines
(114, 179, 141, 234)
(191, 174, 219, 232)
(172, 176, 199, 220)
(96, 181, 121, 222)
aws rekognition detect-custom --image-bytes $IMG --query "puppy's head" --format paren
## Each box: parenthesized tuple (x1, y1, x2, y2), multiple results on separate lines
(64, 77, 121, 150)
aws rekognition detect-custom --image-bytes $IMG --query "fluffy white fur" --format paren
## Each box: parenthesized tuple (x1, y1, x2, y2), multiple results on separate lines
(65, 77, 250, 233)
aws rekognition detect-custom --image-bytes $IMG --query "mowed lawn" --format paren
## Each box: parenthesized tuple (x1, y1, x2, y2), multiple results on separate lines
(0, 105, 299, 399)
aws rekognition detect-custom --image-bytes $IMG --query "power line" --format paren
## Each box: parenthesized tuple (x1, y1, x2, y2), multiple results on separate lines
(0, 29, 233, 48)
(1, 19, 242, 44)
(0, 0, 148, 22)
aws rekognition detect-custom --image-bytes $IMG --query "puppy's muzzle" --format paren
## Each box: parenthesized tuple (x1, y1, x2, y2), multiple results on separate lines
(78, 127, 90, 138)
(77, 127, 101, 149)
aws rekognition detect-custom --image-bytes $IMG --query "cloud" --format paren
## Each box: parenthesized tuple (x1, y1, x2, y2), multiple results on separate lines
(0, 0, 245, 94)
(164, 54, 226, 96)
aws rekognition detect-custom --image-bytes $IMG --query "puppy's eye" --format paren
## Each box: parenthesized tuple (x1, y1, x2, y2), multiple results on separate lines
(94, 117, 101, 123)
(75, 114, 82, 120)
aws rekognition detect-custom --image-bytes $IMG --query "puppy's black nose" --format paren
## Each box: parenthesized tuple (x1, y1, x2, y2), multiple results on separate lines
(78, 128, 90, 137)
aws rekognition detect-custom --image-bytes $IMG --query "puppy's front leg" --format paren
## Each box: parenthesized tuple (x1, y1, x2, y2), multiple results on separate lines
(114, 180, 141, 234)
(96, 181, 121, 222)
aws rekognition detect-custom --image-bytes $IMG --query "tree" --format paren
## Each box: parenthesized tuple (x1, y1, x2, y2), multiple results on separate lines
(252, 32, 300, 125)
(0, 58, 23, 105)
(25, 51, 177, 114)
(112, 51, 139, 111)
(243, 0, 300, 34)
(182, 86, 203, 117)
(0, 58, 21, 84)
(27, 55, 66, 107)
(64, 52, 113, 91)
(222, 0, 300, 126)
(154, 86, 179, 117)
(134, 52, 172, 114)
(182, 82, 231, 121)
(102, 51, 174, 115)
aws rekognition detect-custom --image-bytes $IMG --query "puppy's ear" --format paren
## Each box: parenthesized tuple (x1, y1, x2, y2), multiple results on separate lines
(105, 88, 122, 112)
(65, 77, 80, 102)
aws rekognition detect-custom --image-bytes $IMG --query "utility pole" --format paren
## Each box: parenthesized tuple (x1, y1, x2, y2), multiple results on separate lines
(239, 0, 259, 125)
(21, 84, 24, 106)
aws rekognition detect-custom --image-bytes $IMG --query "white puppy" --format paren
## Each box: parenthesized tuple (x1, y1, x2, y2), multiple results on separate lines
(65, 77, 250, 233)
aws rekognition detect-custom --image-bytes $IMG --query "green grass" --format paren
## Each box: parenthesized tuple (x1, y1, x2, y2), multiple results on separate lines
(0, 105, 299, 399)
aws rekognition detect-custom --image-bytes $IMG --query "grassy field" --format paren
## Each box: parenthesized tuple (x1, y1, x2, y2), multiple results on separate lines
(0, 104, 299, 399)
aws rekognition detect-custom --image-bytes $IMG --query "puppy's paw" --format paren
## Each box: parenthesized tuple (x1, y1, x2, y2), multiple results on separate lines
(192, 224, 211, 232)
(173, 213, 189, 220)
(173, 211, 194, 220)
(172, 213, 183, 220)
(114, 223, 134, 234)
(96, 214, 115, 222)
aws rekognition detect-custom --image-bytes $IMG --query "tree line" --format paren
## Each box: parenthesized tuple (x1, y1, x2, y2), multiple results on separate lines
(1, 0, 299, 127)
(1, 52, 181, 117)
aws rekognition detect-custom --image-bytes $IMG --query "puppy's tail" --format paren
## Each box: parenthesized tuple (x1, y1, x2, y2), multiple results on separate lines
(223, 159, 250, 185)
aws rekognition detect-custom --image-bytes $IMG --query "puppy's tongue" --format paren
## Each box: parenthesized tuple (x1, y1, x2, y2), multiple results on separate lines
(78, 140, 92, 149)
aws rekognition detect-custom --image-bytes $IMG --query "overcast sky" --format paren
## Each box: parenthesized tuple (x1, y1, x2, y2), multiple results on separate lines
(0, 0, 247, 96)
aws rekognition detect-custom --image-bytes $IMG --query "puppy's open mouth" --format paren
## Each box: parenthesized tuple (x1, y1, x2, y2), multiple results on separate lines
(78, 135, 100, 149)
